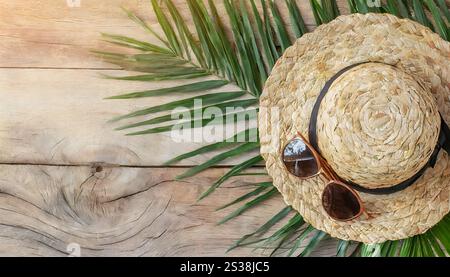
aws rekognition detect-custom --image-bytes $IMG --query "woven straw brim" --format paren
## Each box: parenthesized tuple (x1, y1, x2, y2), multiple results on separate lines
(259, 13, 450, 243)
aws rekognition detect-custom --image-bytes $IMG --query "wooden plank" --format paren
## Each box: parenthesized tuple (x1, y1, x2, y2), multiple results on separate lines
(0, 68, 257, 166)
(0, 0, 152, 69)
(0, 165, 337, 257)
(0, 0, 349, 68)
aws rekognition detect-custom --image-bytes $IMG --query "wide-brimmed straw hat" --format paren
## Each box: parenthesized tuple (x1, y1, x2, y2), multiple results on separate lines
(259, 13, 450, 243)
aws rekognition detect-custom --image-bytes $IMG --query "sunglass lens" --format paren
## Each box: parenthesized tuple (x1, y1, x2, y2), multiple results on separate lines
(282, 138, 319, 178)
(322, 182, 361, 221)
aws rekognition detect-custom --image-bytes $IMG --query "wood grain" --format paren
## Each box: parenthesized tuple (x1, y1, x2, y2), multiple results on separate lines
(0, 68, 257, 166)
(0, 165, 337, 256)
(0, 0, 349, 68)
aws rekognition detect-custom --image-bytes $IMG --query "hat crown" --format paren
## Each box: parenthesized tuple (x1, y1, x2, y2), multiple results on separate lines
(317, 63, 440, 189)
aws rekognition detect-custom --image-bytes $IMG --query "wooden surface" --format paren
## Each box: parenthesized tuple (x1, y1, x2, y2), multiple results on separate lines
(0, 0, 350, 256)
(0, 165, 338, 257)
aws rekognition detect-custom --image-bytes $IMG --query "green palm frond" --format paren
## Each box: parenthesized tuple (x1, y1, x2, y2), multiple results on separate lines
(337, 240, 352, 257)
(310, 0, 341, 24)
(98, 0, 450, 257)
(164, 128, 258, 165)
(218, 184, 277, 225)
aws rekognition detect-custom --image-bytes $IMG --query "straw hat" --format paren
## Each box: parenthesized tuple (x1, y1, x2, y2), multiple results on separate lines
(259, 13, 450, 243)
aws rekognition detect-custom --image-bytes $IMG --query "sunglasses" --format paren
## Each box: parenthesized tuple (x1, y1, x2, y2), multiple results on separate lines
(282, 132, 365, 221)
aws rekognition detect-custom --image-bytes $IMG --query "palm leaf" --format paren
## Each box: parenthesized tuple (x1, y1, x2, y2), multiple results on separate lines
(385, 0, 400, 16)
(151, 0, 182, 55)
(266, 214, 306, 256)
(176, 142, 260, 180)
(412, 0, 434, 30)
(269, 0, 292, 52)
(262, 0, 281, 60)
(424, 0, 449, 40)
(224, 0, 260, 94)
(218, 186, 278, 225)
(106, 79, 228, 99)
(227, 206, 292, 252)
(114, 99, 257, 130)
(110, 91, 246, 122)
(386, 240, 400, 257)
(198, 155, 264, 200)
(121, 7, 169, 47)
(311, 0, 340, 24)
(299, 231, 328, 257)
(424, 232, 446, 257)
(217, 182, 273, 211)
(103, 71, 209, 81)
(360, 243, 382, 257)
(436, 0, 450, 22)
(287, 225, 315, 256)
(347, 0, 357, 13)
(164, 128, 258, 165)
(240, 0, 269, 85)
(397, 0, 412, 18)
(286, 0, 308, 38)
(166, 0, 206, 66)
(101, 33, 173, 54)
(123, 108, 258, 136)
(250, 0, 276, 69)
(337, 240, 351, 257)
